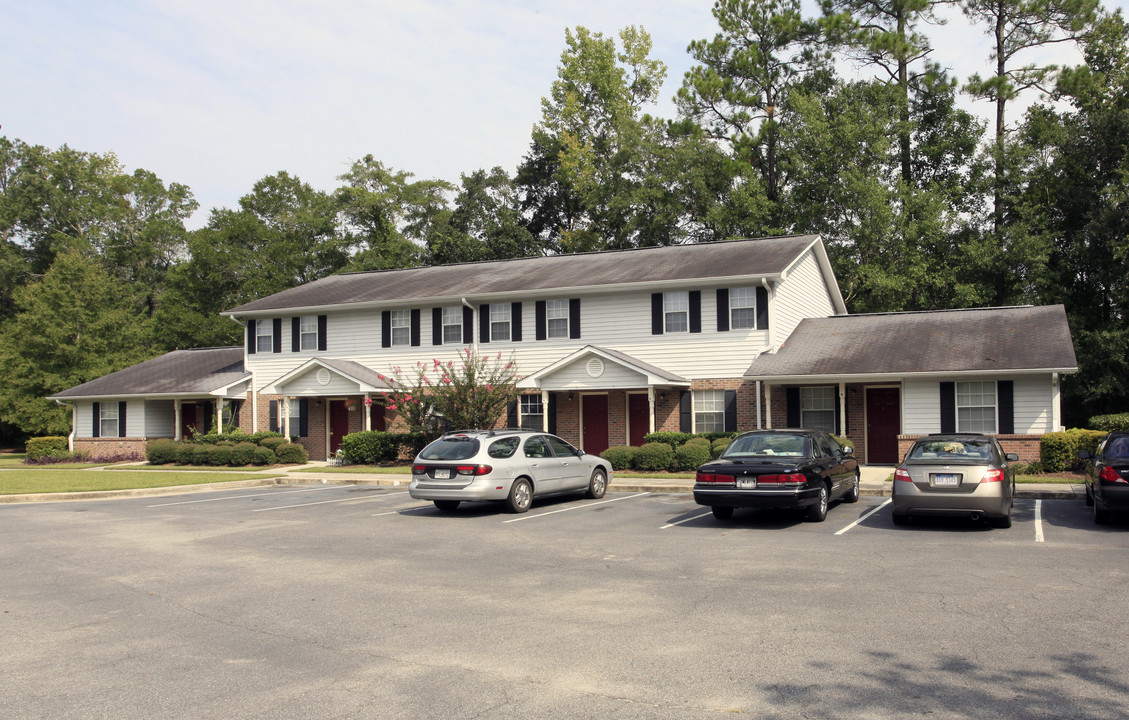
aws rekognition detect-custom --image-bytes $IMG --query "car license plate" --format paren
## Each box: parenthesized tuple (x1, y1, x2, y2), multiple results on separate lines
(433, 468, 452, 479)
(931, 473, 960, 487)
(737, 477, 757, 489)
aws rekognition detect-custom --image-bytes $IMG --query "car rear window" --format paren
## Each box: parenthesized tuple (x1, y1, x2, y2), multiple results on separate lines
(1106, 436, 1129, 458)
(722, 433, 809, 458)
(908, 439, 994, 463)
(419, 436, 481, 461)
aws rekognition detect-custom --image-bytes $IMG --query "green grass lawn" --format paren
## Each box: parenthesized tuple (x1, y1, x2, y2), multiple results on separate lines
(0, 468, 283, 495)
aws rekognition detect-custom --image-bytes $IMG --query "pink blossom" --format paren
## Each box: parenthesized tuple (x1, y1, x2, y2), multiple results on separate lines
(363, 398, 373, 407)
(486, 384, 493, 391)
(388, 403, 398, 410)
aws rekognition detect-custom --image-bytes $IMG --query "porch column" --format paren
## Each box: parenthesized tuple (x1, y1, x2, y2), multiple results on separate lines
(363, 394, 371, 431)
(755, 381, 762, 430)
(647, 387, 656, 434)
(215, 401, 223, 435)
(838, 382, 847, 437)
(282, 397, 291, 438)
(515, 395, 523, 429)
(765, 384, 773, 429)
(541, 390, 549, 432)
(174, 399, 182, 441)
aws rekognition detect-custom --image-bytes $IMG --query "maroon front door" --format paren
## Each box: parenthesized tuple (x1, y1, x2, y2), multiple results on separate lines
(329, 400, 349, 455)
(582, 394, 610, 456)
(180, 403, 197, 437)
(866, 388, 901, 464)
(628, 394, 649, 447)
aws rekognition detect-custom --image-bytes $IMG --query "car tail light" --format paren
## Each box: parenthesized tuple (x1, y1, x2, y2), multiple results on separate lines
(894, 468, 913, 482)
(981, 469, 1004, 483)
(412, 464, 426, 474)
(1099, 466, 1128, 483)
(756, 473, 806, 487)
(696, 472, 735, 484)
(456, 464, 493, 476)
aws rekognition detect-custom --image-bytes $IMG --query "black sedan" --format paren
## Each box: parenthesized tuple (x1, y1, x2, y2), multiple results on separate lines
(1080, 431, 1129, 524)
(694, 429, 860, 522)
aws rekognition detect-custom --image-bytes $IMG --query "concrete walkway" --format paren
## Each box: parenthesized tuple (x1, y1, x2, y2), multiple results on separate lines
(0, 463, 1085, 503)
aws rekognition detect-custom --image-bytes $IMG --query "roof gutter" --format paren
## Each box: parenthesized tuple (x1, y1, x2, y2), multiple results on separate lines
(744, 367, 1080, 383)
(53, 399, 76, 452)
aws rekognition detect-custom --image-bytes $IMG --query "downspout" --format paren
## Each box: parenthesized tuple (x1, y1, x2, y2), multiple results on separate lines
(761, 278, 776, 351)
(461, 297, 477, 353)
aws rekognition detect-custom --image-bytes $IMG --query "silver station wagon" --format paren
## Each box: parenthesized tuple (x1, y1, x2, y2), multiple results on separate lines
(409, 430, 613, 513)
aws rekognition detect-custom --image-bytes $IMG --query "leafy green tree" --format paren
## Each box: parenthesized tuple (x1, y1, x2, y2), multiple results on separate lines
(428, 167, 540, 265)
(0, 251, 151, 435)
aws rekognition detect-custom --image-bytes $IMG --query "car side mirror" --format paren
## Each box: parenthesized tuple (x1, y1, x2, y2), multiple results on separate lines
(1077, 450, 1091, 460)
(841, 445, 853, 456)
(576, 449, 585, 457)
(1005, 453, 1019, 462)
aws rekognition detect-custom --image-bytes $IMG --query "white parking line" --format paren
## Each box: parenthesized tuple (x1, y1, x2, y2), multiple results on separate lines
(148, 486, 337, 507)
(252, 491, 408, 512)
(834, 499, 892, 535)
(501, 493, 650, 523)
(660, 510, 713, 529)
(1034, 499, 1045, 543)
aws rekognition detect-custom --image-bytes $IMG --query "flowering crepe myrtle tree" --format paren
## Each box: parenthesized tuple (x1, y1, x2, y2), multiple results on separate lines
(379, 348, 520, 438)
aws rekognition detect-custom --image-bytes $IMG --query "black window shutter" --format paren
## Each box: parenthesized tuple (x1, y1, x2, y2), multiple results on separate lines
(269, 400, 279, 433)
(835, 392, 843, 436)
(689, 291, 701, 333)
(998, 381, 1014, 434)
(272, 319, 282, 354)
(511, 302, 522, 342)
(247, 319, 256, 354)
(432, 307, 442, 345)
(299, 399, 309, 437)
(786, 388, 801, 427)
(756, 287, 769, 330)
(410, 309, 421, 347)
(679, 391, 692, 432)
(118, 401, 127, 437)
(940, 382, 956, 433)
(381, 311, 391, 348)
(507, 399, 517, 428)
(724, 390, 737, 432)
(318, 315, 327, 351)
(716, 289, 730, 332)
(291, 317, 300, 352)
(535, 300, 547, 340)
(92, 402, 100, 438)
(462, 306, 474, 344)
(548, 393, 557, 435)
(651, 293, 664, 335)
(569, 298, 581, 339)
(479, 304, 490, 343)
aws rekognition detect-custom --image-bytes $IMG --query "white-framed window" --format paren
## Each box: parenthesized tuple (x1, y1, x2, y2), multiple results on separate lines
(490, 304, 511, 341)
(300, 316, 318, 351)
(100, 403, 119, 437)
(957, 381, 997, 432)
(520, 395, 544, 431)
(730, 287, 756, 329)
(256, 321, 273, 353)
(801, 387, 836, 433)
(390, 309, 411, 346)
(442, 306, 462, 344)
(694, 390, 725, 432)
(664, 291, 689, 333)
(546, 299, 569, 339)
(288, 400, 301, 435)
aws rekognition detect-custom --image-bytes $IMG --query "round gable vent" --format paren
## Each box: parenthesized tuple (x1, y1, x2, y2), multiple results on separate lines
(586, 358, 605, 378)
(316, 368, 331, 386)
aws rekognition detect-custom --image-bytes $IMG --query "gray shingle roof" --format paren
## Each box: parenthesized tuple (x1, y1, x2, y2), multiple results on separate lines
(224, 235, 824, 315)
(50, 348, 248, 399)
(745, 305, 1077, 379)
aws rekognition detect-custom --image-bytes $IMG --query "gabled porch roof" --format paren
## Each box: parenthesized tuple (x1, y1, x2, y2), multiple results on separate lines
(49, 347, 249, 401)
(264, 358, 392, 395)
(519, 345, 690, 391)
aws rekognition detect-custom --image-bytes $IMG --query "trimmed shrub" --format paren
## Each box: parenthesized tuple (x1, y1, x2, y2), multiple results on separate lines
(275, 442, 309, 464)
(1041, 429, 1107, 473)
(1089, 413, 1129, 432)
(25, 436, 69, 460)
(632, 442, 674, 472)
(206, 444, 233, 466)
(259, 436, 287, 450)
(600, 446, 638, 471)
(711, 437, 732, 458)
(674, 441, 712, 471)
(342, 431, 399, 464)
(644, 432, 691, 449)
(146, 439, 179, 465)
(176, 443, 210, 466)
(230, 442, 258, 466)
(251, 446, 276, 465)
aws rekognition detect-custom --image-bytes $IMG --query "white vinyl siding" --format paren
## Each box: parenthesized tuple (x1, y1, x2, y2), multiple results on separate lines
(773, 248, 837, 342)
(903, 375, 1055, 435)
(694, 390, 725, 432)
(546, 300, 569, 339)
(145, 400, 175, 437)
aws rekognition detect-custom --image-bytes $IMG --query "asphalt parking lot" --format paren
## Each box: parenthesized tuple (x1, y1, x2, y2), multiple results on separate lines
(4, 486, 1129, 719)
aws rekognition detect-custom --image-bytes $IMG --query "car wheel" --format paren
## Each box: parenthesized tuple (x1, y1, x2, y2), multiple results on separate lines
(711, 506, 734, 520)
(1094, 499, 1111, 525)
(433, 500, 460, 512)
(806, 484, 829, 522)
(506, 478, 533, 514)
(844, 472, 861, 503)
(586, 469, 608, 499)
(991, 512, 1012, 529)
(1085, 486, 1094, 507)
(892, 512, 910, 526)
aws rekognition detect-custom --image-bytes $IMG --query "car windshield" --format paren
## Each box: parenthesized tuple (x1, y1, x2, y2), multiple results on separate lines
(419, 436, 481, 461)
(907, 439, 994, 463)
(722, 433, 810, 459)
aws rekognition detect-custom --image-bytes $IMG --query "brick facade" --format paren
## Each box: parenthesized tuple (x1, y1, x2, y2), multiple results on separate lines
(73, 438, 148, 460)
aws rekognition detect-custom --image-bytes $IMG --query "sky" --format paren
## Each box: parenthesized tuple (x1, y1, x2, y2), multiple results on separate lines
(2, 0, 1124, 229)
